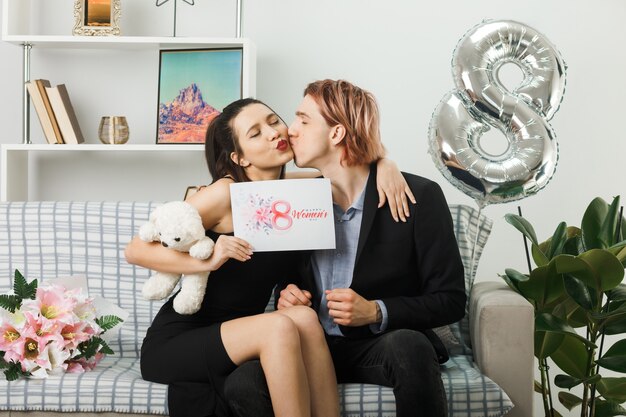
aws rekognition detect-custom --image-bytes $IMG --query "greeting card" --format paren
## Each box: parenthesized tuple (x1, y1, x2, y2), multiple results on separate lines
(230, 179, 336, 251)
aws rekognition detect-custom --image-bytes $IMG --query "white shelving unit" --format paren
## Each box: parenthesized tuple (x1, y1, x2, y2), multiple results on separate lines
(1, 144, 206, 201)
(1, 0, 254, 202)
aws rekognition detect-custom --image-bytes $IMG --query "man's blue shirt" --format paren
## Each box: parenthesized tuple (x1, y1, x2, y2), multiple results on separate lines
(311, 177, 388, 336)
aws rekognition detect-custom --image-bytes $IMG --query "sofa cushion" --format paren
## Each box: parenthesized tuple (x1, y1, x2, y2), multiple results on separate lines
(341, 355, 512, 417)
(0, 357, 167, 414)
(446, 205, 493, 355)
(0, 354, 511, 416)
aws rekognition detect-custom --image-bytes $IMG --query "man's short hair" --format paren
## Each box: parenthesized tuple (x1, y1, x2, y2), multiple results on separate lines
(304, 79, 386, 166)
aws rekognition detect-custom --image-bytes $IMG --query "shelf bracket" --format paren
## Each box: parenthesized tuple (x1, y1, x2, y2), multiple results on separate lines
(22, 42, 32, 145)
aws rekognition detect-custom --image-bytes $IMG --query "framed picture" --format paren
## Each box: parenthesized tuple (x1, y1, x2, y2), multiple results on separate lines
(156, 48, 243, 144)
(73, 0, 121, 36)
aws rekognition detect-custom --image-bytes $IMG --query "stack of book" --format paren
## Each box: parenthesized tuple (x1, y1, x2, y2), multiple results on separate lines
(26, 79, 85, 144)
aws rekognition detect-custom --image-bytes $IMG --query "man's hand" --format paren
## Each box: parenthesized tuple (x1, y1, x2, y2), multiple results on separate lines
(277, 284, 312, 309)
(326, 288, 378, 327)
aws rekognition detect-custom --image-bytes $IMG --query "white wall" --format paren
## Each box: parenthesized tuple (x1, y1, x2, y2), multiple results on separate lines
(1, 1, 625, 415)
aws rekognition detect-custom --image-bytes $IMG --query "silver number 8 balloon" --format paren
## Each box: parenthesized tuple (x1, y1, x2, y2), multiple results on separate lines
(429, 20, 566, 207)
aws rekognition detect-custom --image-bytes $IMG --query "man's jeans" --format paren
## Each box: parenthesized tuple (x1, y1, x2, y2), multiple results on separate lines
(225, 329, 447, 417)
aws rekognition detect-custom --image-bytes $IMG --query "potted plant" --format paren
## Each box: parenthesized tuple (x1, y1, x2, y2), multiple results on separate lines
(502, 196, 626, 417)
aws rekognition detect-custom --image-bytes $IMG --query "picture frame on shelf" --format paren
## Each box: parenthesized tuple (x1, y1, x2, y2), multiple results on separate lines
(73, 0, 121, 36)
(156, 48, 243, 144)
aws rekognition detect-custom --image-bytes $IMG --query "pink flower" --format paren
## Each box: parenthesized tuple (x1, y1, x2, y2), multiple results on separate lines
(67, 353, 104, 373)
(21, 284, 77, 324)
(0, 322, 22, 355)
(253, 206, 272, 225)
(61, 321, 98, 350)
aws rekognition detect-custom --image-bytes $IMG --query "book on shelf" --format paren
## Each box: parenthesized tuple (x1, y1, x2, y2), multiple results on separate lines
(45, 84, 85, 145)
(25, 79, 64, 144)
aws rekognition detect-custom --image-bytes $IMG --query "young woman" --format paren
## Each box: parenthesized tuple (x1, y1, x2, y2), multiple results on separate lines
(125, 98, 414, 417)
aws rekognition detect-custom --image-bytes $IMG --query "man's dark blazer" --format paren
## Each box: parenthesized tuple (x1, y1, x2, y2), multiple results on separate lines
(295, 163, 466, 362)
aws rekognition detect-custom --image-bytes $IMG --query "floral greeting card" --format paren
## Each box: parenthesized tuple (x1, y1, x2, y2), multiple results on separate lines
(230, 179, 336, 251)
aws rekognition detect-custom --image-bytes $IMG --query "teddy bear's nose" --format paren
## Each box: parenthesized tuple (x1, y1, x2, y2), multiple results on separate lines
(175, 238, 181, 242)
(161, 242, 169, 248)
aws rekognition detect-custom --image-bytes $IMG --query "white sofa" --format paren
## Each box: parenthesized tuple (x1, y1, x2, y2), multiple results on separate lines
(0, 202, 533, 417)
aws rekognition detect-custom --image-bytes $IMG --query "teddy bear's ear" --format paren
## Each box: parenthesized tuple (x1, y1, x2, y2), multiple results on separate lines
(139, 222, 160, 242)
(149, 205, 162, 223)
(139, 205, 163, 241)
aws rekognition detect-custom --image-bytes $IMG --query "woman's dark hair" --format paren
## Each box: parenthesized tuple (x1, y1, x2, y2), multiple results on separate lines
(205, 98, 286, 183)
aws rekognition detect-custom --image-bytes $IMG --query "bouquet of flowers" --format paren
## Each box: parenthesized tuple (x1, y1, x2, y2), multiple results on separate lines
(0, 270, 123, 380)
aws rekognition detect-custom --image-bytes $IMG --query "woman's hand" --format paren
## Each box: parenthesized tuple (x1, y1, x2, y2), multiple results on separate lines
(207, 235, 253, 271)
(376, 158, 416, 222)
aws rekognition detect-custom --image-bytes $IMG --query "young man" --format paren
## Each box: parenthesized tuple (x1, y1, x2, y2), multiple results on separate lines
(225, 79, 465, 417)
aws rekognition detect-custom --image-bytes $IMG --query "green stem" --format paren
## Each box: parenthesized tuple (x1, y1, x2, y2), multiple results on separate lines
(539, 360, 552, 417)
(543, 359, 555, 417)
(582, 325, 598, 417)
(589, 298, 609, 417)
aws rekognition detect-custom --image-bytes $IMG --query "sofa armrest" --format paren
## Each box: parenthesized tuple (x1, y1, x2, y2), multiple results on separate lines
(470, 281, 534, 417)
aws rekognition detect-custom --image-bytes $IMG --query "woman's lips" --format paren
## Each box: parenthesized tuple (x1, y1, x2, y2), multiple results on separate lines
(277, 140, 288, 151)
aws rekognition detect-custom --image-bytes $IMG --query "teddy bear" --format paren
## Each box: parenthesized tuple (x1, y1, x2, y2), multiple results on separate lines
(139, 201, 215, 315)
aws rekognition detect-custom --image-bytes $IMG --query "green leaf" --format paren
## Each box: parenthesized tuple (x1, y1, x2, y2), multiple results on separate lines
(595, 400, 626, 417)
(558, 391, 583, 411)
(0, 294, 20, 313)
(547, 222, 568, 260)
(605, 321, 626, 335)
(535, 313, 596, 349)
(552, 298, 588, 328)
(76, 337, 103, 360)
(554, 372, 601, 389)
(534, 379, 544, 394)
(581, 249, 625, 292)
(2, 361, 25, 381)
(597, 377, 626, 403)
(599, 196, 621, 247)
(608, 284, 626, 302)
(502, 268, 529, 289)
(95, 315, 123, 333)
(605, 302, 626, 335)
(563, 274, 594, 311)
(535, 331, 564, 359)
(593, 303, 626, 329)
(597, 339, 626, 372)
(554, 254, 592, 287)
(609, 240, 626, 251)
(555, 250, 624, 293)
(499, 273, 519, 293)
(582, 197, 610, 250)
(563, 227, 583, 256)
(532, 243, 550, 267)
(98, 339, 114, 355)
(519, 262, 565, 308)
(4, 367, 20, 381)
(505, 213, 539, 245)
(13, 269, 36, 300)
(550, 335, 591, 379)
(609, 245, 626, 266)
(555, 374, 582, 389)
